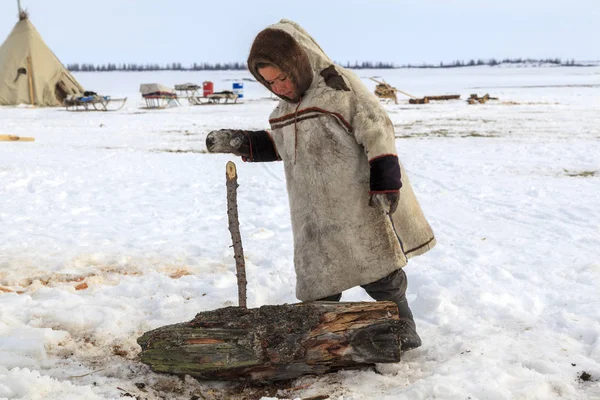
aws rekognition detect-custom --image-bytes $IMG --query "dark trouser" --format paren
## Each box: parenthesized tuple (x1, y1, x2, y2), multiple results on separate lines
(318, 269, 421, 350)
(317, 268, 414, 321)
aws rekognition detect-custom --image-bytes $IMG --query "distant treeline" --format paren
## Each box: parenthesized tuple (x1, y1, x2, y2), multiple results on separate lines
(66, 58, 586, 72)
(66, 62, 247, 72)
(65, 61, 397, 71)
(407, 57, 583, 68)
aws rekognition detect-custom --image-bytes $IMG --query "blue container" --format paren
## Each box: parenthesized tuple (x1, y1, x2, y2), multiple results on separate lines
(233, 82, 244, 99)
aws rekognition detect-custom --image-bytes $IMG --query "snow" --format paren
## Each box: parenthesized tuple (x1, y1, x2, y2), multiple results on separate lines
(1, 66, 599, 399)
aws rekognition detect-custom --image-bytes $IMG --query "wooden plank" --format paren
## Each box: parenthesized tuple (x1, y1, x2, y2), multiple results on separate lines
(0, 135, 35, 142)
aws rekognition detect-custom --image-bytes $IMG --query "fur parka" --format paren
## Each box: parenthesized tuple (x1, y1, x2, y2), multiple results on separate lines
(247, 20, 436, 301)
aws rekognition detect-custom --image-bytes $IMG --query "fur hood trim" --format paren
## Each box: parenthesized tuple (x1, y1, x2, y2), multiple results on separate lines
(247, 19, 332, 103)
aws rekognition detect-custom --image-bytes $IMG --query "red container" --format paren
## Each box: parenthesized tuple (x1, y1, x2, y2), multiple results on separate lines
(203, 81, 214, 97)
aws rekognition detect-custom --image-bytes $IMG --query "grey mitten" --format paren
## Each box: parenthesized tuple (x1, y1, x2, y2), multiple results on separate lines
(369, 192, 400, 214)
(205, 129, 250, 158)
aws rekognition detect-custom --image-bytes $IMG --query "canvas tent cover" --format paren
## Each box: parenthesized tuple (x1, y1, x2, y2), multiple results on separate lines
(0, 17, 84, 106)
(139, 83, 175, 96)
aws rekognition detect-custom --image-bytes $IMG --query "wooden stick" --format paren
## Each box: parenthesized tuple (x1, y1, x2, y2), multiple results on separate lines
(0, 135, 35, 142)
(395, 88, 418, 99)
(226, 161, 247, 308)
(26, 56, 35, 105)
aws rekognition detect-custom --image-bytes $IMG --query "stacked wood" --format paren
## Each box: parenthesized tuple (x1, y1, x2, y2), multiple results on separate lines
(409, 97, 430, 104)
(468, 93, 498, 104)
(137, 301, 405, 382)
(373, 83, 398, 104)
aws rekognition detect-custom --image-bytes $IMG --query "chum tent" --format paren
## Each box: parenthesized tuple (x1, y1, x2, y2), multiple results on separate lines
(0, 13, 83, 106)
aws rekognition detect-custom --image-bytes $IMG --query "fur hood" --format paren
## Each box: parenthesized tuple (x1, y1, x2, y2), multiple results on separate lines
(248, 19, 334, 103)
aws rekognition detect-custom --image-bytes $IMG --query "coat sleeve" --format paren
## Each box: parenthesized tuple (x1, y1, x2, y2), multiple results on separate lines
(352, 99, 401, 194)
(243, 130, 281, 162)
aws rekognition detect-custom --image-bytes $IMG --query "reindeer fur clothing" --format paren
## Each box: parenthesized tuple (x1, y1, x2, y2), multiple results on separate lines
(247, 20, 436, 301)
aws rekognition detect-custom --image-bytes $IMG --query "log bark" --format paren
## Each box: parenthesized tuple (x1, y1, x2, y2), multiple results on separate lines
(137, 301, 405, 382)
(424, 94, 461, 101)
(409, 97, 430, 104)
(226, 161, 247, 308)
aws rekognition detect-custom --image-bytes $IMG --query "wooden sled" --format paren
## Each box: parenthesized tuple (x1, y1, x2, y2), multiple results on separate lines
(174, 83, 201, 103)
(64, 95, 127, 111)
(370, 77, 423, 105)
(188, 91, 240, 106)
(175, 82, 241, 106)
(140, 83, 181, 109)
(370, 77, 399, 104)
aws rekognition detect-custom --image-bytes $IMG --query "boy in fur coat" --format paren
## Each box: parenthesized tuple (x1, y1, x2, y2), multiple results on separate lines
(206, 20, 435, 351)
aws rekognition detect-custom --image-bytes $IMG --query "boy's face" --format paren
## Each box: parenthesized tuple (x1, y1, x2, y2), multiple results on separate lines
(258, 65, 296, 100)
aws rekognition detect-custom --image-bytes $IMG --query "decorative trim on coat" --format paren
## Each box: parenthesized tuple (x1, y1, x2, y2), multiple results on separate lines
(243, 130, 281, 162)
(404, 236, 436, 256)
(320, 65, 351, 92)
(369, 154, 402, 193)
(269, 107, 353, 133)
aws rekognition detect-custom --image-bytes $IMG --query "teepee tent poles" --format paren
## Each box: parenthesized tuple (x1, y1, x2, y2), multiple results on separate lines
(17, 0, 28, 20)
(26, 55, 34, 105)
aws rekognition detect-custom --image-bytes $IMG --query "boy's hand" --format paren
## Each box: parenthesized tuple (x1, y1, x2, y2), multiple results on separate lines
(369, 192, 399, 215)
(206, 129, 250, 157)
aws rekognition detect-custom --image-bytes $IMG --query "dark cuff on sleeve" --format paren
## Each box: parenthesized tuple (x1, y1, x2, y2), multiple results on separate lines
(244, 130, 281, 162)
(369, 154, 402, 193)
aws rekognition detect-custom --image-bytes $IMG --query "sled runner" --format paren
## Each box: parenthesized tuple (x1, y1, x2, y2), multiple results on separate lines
(175, 82, 240, 106)
(188, 90, 238, 105)
(64, 92, 127, 111)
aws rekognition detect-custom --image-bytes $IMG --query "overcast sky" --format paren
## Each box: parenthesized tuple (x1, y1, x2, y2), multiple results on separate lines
(0, 0, 597, 66)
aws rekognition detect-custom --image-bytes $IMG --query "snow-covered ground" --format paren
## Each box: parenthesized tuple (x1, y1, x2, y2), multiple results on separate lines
(1, 66, 599, 399)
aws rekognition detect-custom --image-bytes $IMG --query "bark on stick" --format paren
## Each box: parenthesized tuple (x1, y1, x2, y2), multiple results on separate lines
(226, 161, 247, 308)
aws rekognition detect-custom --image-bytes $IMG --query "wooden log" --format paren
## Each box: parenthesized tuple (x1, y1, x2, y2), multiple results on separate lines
(424, 94, 461, 101)
(0, 135, 35, 142)
(408, 97, 429, 104)
(226, 161, 247, 308)
(137, 301, 405, 382)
